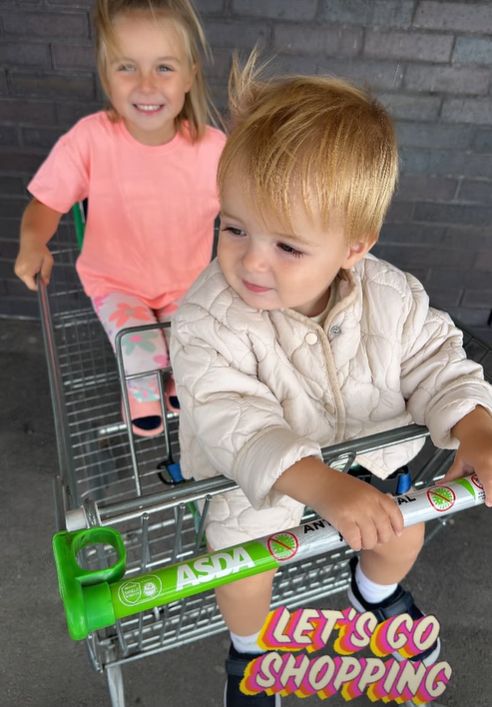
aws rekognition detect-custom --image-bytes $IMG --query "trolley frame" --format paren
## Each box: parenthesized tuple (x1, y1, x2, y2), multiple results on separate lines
(38, 235, 492, 707)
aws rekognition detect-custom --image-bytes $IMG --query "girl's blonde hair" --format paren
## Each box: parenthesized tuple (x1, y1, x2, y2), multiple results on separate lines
(94, 0, 218, 141)
(218, 53, 399, 243)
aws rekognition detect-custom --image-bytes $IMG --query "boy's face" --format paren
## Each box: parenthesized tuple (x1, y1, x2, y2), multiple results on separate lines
(218, 172, 372, 317)
(105, 13, 194, 145)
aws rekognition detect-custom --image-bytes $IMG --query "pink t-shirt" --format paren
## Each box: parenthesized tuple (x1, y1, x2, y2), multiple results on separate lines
(28, 112, 226, 308)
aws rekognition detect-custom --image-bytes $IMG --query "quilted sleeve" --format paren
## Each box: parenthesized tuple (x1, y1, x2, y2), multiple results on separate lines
(170, 303, 322, 510)
(400, 273, 492, 448)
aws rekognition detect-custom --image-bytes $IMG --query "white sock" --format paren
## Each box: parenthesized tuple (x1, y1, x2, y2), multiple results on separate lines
(230, 630, 263, 655)
(355, 562, 398, 604)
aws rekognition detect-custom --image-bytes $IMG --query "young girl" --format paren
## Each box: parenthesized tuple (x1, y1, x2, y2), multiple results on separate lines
(15, 0, 225, 436)
(171, 58, 492, 706)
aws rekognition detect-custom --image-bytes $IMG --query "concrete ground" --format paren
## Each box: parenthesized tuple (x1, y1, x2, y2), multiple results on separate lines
(1, 318, 491, 707)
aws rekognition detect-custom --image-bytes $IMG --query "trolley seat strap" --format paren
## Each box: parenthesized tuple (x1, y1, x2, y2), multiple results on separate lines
(348, 465, 412, 496)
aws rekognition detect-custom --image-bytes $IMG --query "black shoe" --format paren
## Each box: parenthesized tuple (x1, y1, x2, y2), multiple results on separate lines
(347, 557, 440, 665)
(224, 644, 281, 706)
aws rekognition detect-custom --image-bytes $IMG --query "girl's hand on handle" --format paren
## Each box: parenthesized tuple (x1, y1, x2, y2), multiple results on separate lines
(14, 242, 54, 291)
(274, 456, 403, 552)
(446, 405, 492, 507)
(15, 198, 62, 291)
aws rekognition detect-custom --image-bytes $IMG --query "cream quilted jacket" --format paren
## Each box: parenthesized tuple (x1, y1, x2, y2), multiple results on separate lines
(171, 255, 492, 515)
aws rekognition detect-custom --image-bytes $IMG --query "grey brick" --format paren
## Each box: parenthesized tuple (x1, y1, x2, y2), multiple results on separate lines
(442, 98, 492, 126)
(379, 92, 441, 121)
(204, 20, 270, 49)
(473, 129, 492, 152)
(209, 81, 228, 114)
(405, 65, 490, 96)
(404, 267, 430, 284)
(317, 59, 403, 91)
(21, 126, 64, 149)
(414, 202, 492, 227)
(94, 78, 106, 103)
(385, 200, 415, 222)
(273, 25, 362, 57)
(3, 11, 89, 38)
(0, 196, 28, 218)
(442, 226, 492, 250)
(0, 42, 51, 67)
(447, 306, 491, 327)
(270, 54, 321, 77)
(400, 147, 492, 179)
(0, 151, 45, 174)
(453, 37, 492, 67)
(195, 0, 225, 13)
(52, 44, 95, 71)
(462, 289, 492, 307)
(232, 0, 317, 21)
(0, 176, 24, 195)
(373, 1, 415, 28)
(320, 0, 374, 25)
(469, 328, 492, 347)
(10, 72, 95, 101)
(339, 29, 365, 57)
(396, 121, 473, 150)
(206, 48, 232, 80)
(415, 2, 492, 34)
(365, 30, 453, 63)
(398, 174, 458, 201)
(474, 249, 492, 271)
(0, 236, 22, 259)
(429, 267, 492, 291)
(46, 0, 93, 6)
(380, 222, 445, 245)
(0, 220, 23, 242)
(0, 99, 56, 125)
(374, 243, 476, 268)
(452, 152, 492, 179)
(0, 125, 19, 146)
(457, 179, 492, 204)
(426, 286, 463, 308)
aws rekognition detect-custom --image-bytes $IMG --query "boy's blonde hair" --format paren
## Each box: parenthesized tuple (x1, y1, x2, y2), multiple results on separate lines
(218, 55, 399, 243)
(94, 0, 217, 141)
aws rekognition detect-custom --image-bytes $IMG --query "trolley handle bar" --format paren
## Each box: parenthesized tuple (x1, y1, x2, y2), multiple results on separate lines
(52, 475, 485, 641)
(66, 424, 429, 530)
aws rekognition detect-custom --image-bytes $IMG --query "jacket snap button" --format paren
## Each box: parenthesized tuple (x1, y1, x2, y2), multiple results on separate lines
(305, 332, 318, 345)
(330, 325, 342, 337)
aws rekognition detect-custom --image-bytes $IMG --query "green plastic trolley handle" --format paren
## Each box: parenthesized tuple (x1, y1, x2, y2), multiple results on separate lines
(52, 475, 486, 641)
(52, 527, 126, 640)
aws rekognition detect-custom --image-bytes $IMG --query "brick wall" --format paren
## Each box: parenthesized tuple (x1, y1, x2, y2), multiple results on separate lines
(1, 0, 491, 341)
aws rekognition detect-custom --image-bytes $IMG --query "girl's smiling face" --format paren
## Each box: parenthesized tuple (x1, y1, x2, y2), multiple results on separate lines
(105, 13, 195, 145)
(218, 170, 374, 316)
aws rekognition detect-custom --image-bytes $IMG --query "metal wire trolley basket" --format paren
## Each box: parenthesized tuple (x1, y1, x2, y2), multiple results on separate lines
(39, 227, 492, 707)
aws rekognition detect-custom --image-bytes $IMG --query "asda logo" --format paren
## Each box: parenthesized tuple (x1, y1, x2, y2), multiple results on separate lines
(176, 547, 255, 590)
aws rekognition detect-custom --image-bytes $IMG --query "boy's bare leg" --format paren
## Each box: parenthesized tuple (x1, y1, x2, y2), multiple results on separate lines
(215, 524, 424, 634)
(359, 521, 425, 584)
(215, 569, 276, 635)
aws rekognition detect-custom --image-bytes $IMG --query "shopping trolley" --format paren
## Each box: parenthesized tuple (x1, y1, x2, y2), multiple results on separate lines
(39, 212, 492, 707)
